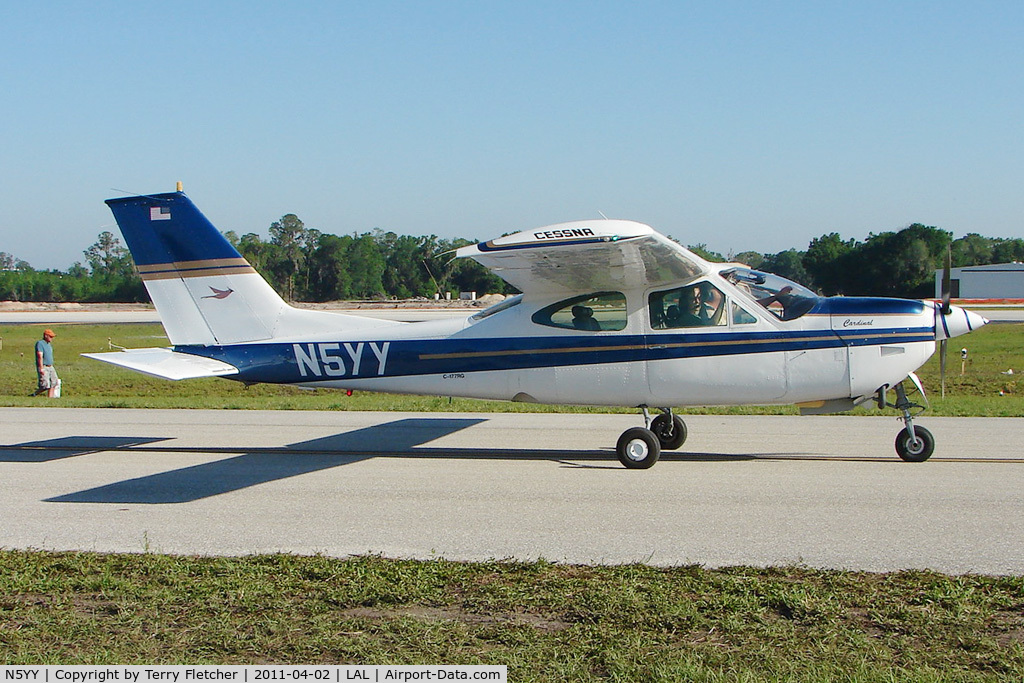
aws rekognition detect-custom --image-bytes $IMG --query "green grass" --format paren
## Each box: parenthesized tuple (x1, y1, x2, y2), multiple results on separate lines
(3, 327, 1024, 675)
(2, 321, 1023, 415)
(1, 550, 1022, 679)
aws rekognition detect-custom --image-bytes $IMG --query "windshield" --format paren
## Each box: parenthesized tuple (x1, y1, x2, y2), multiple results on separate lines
(721, 268, 820, 321)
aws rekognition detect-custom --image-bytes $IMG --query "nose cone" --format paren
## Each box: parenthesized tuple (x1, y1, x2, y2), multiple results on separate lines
(936, 303, 989, 340)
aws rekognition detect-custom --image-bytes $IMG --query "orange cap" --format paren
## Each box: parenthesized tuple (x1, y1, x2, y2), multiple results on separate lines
(43, 329, 56, 337)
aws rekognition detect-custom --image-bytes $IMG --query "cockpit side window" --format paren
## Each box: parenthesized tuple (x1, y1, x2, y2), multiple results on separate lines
(532, 292, 627, 331)
(649, 281, 726, 329)
(732, 302, 757, 325)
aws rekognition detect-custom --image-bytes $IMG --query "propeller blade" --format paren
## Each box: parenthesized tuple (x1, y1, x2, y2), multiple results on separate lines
(941, 245, 952, 315)
(940, 338, 947, 399)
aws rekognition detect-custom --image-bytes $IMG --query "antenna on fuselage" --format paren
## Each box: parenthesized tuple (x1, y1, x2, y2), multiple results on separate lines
(598, 211, 609, 220)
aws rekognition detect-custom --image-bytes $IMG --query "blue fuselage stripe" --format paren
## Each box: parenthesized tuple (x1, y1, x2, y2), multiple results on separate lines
(176, 327, 934, 385)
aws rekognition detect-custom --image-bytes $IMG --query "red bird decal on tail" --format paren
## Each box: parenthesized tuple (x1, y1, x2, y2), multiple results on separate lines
(202, 287, 234, 300)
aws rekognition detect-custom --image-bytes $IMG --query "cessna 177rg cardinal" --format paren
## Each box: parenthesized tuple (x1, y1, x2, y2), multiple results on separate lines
(86, 190, 987, 468)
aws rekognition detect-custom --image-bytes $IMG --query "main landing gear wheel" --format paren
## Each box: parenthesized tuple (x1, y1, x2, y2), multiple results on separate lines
(617, 428, 661, 469)
(651, 413, 687, 450)
(895, 426, 935, 462)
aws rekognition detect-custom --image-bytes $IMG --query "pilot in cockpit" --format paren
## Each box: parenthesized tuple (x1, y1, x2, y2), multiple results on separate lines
(653, 282, 726, 329)
(696, 282, 725, 325)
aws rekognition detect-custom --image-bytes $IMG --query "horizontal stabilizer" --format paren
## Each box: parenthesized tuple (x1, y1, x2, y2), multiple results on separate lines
(82, 348, 239, 381)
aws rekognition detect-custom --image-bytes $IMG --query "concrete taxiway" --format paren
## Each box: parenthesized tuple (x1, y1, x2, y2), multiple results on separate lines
(2, 407, 1022, 574)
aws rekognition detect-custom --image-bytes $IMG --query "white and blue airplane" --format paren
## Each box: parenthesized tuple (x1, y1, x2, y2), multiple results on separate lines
(86, 190, 987, 468)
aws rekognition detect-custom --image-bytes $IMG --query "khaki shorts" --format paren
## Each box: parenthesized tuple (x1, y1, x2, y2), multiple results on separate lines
(38, 366, 59, 390)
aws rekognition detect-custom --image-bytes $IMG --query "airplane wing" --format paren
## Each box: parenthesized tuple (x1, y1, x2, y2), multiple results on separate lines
(82, 348, 239, 381)
(456, 219, 708, 296)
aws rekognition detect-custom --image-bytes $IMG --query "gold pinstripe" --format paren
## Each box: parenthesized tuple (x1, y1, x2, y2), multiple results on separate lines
(137, 258, 256, 281)
(417, 332, 929, 361)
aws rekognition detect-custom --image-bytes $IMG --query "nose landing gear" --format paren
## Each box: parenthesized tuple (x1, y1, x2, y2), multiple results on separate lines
(879, 374, 935, 462)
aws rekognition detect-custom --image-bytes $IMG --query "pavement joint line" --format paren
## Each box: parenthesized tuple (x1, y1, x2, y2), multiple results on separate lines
(5, 444, 1023, 463)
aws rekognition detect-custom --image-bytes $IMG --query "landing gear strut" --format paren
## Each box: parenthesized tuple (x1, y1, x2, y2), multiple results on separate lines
(879, 376, 935, 462)
(616, 407, 687, 469)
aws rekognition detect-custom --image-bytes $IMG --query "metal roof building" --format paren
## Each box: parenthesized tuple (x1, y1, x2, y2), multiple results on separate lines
(935, 262, 1024, 299)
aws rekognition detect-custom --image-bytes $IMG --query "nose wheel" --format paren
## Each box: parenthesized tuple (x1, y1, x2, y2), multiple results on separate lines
(882, 375, 935, 462)
(895, 425, 935, 462)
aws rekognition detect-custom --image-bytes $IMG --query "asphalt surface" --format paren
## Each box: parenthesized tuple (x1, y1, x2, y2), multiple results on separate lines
(2, 408, 1022, 574)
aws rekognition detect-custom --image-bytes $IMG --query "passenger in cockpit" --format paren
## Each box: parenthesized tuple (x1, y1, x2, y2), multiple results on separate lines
(572, 305, 601, 331)
(757, 285, 802, 319)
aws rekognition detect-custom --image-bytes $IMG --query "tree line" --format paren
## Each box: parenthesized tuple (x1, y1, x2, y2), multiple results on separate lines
(0, 215, 511, 303)
(222, 214, 512, 302)
(706, 224, 1024, 299)
(2, 217, 1022, 303)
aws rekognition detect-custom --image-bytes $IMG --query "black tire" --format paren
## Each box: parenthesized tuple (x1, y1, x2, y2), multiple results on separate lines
(895, 426, 935, 462)
(616, 427, 661, 469)
(651, 413, 687, 450)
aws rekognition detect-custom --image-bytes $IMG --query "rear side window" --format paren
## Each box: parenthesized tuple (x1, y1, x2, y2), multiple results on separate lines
(532, 292, 627, 331)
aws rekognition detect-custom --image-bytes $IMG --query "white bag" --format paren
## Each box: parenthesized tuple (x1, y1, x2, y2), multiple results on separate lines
(53, 378, 61, 398)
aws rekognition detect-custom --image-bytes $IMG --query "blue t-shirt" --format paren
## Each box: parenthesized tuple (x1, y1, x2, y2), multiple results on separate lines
(35, 339, 54, 366)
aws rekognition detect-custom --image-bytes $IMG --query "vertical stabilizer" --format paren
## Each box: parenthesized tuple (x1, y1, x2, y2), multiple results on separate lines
(106, 192, 287, 345)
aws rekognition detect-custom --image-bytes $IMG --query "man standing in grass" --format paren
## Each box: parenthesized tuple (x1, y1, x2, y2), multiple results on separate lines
(33, 328, 60, 397)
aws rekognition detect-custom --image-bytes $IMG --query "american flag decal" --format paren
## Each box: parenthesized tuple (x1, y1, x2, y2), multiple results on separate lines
(150, 206, 171, 221)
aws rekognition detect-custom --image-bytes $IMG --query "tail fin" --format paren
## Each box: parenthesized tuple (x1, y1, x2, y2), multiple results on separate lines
(106, 192, 289, 345)
(106, 192, 397, 346)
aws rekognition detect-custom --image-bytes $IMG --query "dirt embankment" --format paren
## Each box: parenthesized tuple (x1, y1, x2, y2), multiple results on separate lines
(0, 294, 507, 313)
(0, 301, 152, 312)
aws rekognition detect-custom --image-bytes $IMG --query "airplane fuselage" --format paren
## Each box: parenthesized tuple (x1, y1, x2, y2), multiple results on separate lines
(89, 191, 987, 467)
(176, 283, 941, 411)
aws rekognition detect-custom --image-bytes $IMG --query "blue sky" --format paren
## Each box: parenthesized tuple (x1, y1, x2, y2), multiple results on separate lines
(2, 1, 1022, 270)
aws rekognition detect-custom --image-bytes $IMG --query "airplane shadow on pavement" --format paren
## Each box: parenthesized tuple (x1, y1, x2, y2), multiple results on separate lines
(0, 418, 765, 505)
(0, 436, 170, 463)
(40, 418, 489, 505)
